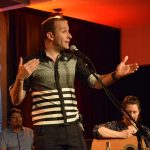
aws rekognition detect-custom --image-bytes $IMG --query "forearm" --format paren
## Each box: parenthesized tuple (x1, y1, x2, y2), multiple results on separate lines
(94, 72, 118, 89)
(10, 77, 26, 106)
(98, 126, 123, 138)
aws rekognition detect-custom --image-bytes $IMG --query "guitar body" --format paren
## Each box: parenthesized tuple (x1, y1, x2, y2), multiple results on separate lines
(91, 136, 138, 150)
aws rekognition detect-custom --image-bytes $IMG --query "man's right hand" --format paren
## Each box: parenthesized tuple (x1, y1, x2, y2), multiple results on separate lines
(16, 57, 39, 81)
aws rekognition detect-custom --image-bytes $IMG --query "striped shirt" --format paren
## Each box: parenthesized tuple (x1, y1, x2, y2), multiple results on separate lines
(23, 51, 97, 126)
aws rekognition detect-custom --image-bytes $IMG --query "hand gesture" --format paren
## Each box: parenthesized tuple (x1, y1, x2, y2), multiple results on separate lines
(16, 57, 39, 81)
(115, 56, 139, 79)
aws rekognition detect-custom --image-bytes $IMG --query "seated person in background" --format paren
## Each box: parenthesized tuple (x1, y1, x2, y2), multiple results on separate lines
(0, 108, 34, 150)
(92, 95, 150, 148)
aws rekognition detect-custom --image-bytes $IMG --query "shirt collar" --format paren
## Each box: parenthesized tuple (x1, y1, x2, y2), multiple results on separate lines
(7, 126, 25, 133)
(39, 50, 73, 62)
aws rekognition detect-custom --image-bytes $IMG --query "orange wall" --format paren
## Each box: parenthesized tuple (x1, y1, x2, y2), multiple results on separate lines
(121, 25, 150, 65)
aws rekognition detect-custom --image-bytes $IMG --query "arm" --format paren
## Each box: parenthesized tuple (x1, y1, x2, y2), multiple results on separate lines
(94, 56, 139, 89)
(10, 57, 39, 106)
(98, 126, 134, 139)
(93, 122, 135, 139)
(9, 79, 26, 106)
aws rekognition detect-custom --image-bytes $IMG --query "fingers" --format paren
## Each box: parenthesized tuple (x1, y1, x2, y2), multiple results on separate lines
(19, 57, 23, 67)
(121, 129, 134, 138)
(122, 56, 128, 64)
(24, 58, 39, 73)
(19, 58, 39, 78)
(129, 63, 139, 73)
(17, 58, 39, 81)
(19, 57, 39, 69)
(127, 128, 136, 136)
(24, 58, 39, 68)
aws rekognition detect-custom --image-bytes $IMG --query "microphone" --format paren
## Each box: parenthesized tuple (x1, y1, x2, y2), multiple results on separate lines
(69, 45, 90, 62)
(69, 45, 96, 73)
(69, 45, 78, 52)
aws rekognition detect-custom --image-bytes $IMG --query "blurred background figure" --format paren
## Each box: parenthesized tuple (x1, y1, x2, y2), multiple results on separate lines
(93, 95, 150, 148)
(0, 108, 34, 150)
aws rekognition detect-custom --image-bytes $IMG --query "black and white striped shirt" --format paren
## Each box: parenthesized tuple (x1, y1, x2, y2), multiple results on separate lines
(23, 51, 97, 126)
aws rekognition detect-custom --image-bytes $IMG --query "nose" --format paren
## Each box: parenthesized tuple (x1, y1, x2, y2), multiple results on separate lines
(130, 112, 134, 118)
(16, 116, 22, 121)
(68, 32, 72, 39)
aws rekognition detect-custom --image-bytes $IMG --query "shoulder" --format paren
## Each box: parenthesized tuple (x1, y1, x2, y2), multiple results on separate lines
(140, 124, 150, 132)
(22, 127, 33, 133)
(101, 121, 119, 127)
(96, 120, 124, 131)
(0, 128, 10, 134)
(0, 128, 12, 139)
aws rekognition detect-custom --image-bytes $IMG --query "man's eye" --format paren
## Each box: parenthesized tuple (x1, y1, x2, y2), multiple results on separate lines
(11, 117, 17, 119)
(11, 116, 22, 119)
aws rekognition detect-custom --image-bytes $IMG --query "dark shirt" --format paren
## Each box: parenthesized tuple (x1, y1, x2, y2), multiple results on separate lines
(93, 121, 150, 148)
(0, 126, 33, 150)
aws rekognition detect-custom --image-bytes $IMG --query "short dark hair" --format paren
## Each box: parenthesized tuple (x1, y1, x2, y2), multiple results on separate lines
(122, 95, 141, 110)
(41, 15, 67, 39)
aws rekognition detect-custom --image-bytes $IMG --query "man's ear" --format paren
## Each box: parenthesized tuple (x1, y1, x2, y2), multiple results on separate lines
(46, 32, 54, 40)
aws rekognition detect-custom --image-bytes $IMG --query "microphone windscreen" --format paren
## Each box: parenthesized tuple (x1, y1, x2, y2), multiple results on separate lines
(70, 45, 78, 52)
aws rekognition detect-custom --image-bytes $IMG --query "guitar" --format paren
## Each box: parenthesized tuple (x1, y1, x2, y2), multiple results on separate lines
(91, 136, 142, 150)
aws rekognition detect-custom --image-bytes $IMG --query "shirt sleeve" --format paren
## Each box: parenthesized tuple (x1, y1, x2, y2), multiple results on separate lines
(92, 121, 120, 139)
(76, 57, 98, 87)
(140, 125, 150, 148)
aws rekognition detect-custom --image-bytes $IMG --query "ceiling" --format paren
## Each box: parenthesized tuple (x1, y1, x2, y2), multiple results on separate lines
(0, 0, 150, 28)
(27, 0, 150, 28)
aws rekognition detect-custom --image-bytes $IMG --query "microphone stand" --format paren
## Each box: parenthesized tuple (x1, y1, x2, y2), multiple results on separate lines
(75, 52, 145, 150)
(90, 68, 144, 150)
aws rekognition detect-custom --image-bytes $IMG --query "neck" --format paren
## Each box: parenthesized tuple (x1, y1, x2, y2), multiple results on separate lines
(12, 126, 22, 133)
(45, 49, 60, 62)
(45, 41, 61, 62)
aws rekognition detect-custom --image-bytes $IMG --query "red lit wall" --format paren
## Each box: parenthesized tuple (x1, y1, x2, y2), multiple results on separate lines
(121, 25, 150, 65)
